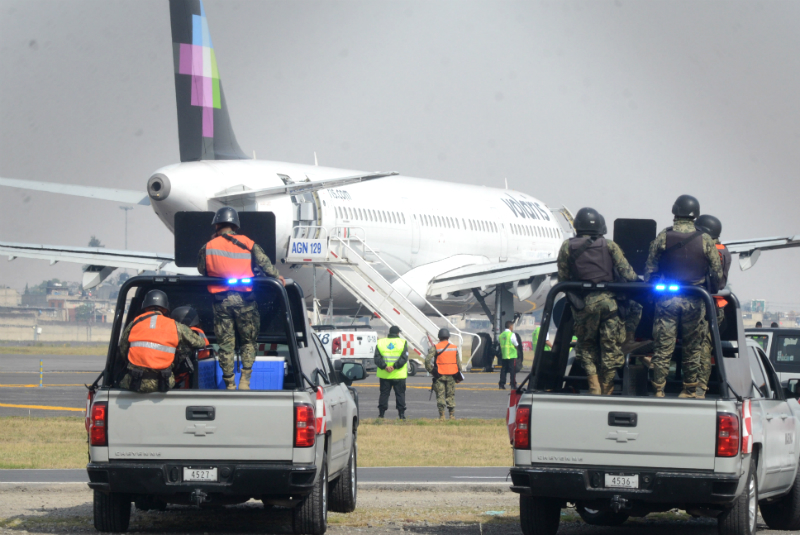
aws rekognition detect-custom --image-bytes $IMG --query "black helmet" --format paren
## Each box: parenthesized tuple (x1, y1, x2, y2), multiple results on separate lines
(437, 328, 450, 340)
(573, 207, 604, 236)
(171, 305, 200, 327)
(672, 195, 700, 219)
(212, 206, 240, 229)
(388, 325, 401, 336)
(141, 290, 170, 312)
(695, 214, 722, 239)
(597, 213, 608, 236)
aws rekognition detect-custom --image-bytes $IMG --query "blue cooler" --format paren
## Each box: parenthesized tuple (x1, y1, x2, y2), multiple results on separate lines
(203, 356, 284, 390)
(198, 358, 221, 389)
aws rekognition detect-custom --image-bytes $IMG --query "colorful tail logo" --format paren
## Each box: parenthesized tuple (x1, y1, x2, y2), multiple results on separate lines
(169, 0, 247, 161)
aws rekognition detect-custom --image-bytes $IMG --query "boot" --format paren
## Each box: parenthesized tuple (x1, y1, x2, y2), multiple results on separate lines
(239, 368, 252, 390)
(652, 381, 666, 398)
(601, 381, 615, 396)
(587, 375, 602, 395)
(695, 383, 708, 399)
(439, 410, 445, 422)
(398, 411, 406, 420)
(678, 382, 698, 399)
(378, 410, 385, 419)
(498, 383, 506, 390)
(449, 410, 456, 420)
(223, 375, 236, 390)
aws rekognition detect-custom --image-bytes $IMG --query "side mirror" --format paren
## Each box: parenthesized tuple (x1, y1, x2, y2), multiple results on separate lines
(338, 362, 367, 386)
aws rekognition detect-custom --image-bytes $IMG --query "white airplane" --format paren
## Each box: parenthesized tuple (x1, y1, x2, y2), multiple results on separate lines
(1, 0, 798, 323)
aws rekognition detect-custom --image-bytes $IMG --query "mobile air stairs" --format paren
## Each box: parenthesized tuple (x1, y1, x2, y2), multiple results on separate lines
(286, 227, 478, 370)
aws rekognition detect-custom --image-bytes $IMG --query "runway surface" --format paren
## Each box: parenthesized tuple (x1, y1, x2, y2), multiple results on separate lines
(0, 353, 522, 419)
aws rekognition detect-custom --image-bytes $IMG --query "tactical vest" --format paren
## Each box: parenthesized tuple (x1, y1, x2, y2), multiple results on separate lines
(376, 337, 408, 379)
(660, 229, 707, 283)
(128, 313, 179, 370)
(205, 233, 256, 293)
(498, 330, 517, 360)
(568, 237, 614, 283)
(717, 243, 732, 290)
(434, 340, 458, 375)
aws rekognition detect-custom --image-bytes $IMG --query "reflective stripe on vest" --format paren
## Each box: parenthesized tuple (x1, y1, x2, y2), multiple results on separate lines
(205, 234, 256, 293)
(128, 313, 179, 370)
(376, 337, 407, 380)
(435, 341, 458, 375)
(499, 330, 517, 360)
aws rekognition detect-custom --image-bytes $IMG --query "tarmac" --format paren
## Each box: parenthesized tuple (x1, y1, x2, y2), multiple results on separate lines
(0, 353, 521, 419)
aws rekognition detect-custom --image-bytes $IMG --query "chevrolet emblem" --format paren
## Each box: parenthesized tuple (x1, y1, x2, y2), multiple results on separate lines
(184, 423, 216, 437)
(606, 430, 639, 443)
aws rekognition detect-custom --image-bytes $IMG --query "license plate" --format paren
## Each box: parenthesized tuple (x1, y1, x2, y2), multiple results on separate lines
(183, 467, 217, 482)
(605, 473, 639, 489)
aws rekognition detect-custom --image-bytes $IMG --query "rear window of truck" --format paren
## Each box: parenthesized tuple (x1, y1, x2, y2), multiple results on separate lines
(775, 336, 800, 373)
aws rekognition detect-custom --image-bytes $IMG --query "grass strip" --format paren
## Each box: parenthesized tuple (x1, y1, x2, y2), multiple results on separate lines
(0, 345, 106, 356)
(0, 417, 87, 469)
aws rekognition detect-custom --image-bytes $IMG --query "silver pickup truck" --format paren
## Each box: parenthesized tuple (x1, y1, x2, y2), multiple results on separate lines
(509, 282, 800, 535)
(85, 276, 366, 535)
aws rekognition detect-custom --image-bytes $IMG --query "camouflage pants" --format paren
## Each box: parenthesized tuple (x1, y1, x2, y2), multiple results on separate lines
(213, 294, 260, 378)
(625, 300, 643, 337)
(573, 297, 625, 385)
(699, 305, 726, 387)
(433, 375, 456, 412)
(652, 295, 708, 385)
(119, 363, 175, 393)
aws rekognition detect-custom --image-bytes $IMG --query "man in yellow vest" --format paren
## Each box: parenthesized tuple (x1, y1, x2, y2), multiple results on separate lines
(498, 321, 519, 389)
(425, 328, 462, 421)
(374, 325, 409, 419)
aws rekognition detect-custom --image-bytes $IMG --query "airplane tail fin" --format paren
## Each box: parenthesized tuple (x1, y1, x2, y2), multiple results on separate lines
(169, 0, 247, 161)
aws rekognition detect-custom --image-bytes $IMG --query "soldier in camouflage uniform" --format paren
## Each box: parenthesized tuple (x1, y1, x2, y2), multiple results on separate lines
(425, 328, 462, 420)
(198, 207, 284, 390)
(644, 196, 722, 398)
(119, 291, 207, 393)
(557, 208, 639, 395)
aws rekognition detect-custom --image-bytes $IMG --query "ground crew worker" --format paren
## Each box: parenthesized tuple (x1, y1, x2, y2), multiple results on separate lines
(170, 305, 208, 388)
(119, 290, 206, 393)
(498, 321, 518, 389)
(694, 214, 731, 399)
(644, 195, 722, 398)
(532, 323, 552, 351)
(557, 207, 638, 395)
(375, 325, 409, 419)
(198, 207, 285, 390)
(425, 328, 462, 420)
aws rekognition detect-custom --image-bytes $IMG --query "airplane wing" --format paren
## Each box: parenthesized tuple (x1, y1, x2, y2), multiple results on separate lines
(0, 241, 196, 289)
(211, 172, 399, 203)
(428, 258, 557, 298)
(722, 235, 800, 270)
(0, 177, 150, 205)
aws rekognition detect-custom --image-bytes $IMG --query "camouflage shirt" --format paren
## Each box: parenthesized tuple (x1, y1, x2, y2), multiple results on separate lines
(425, 343, 462, 374)
(119, 311, 207, 370)
(197, 228, 280, 279)
(557, 235, 639, 303)
(644, 218, 723, 288)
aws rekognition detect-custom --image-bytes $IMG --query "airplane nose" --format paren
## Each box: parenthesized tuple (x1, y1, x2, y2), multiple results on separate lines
(147, 174, 171, 201)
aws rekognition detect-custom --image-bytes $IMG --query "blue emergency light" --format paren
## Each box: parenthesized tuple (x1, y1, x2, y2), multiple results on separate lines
(226, 278, 252, 285)
(655, 284, 680, 292)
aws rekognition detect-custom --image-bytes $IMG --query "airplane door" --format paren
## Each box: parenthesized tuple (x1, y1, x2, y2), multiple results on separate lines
(500, 223, 508, 262)
(411, 214, 420, 254)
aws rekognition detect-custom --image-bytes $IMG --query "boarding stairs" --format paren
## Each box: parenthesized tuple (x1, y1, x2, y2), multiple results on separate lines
(286, 227, 475, 365)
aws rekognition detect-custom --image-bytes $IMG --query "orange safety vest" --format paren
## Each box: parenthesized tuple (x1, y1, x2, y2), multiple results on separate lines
(713, 244, 729, 308)
(435, 340, 459, 376)
(191, 327, 211, 360)
(205, 234, 256, 293)
(128, 313, 180, 370)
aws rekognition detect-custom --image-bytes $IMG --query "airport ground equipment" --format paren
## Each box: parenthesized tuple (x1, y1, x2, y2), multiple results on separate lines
(745, 327, 800, 387)
(508, 282, 800, 535)
(313, 325, 380, 374)
(86, 276, 366, 534)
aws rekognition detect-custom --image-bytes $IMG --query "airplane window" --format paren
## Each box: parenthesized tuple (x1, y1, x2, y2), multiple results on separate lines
(335, 207, 340, 218)
(392, 212, 397, 224)
(402, 214, 406, 224)
(345, 207, 351, 219)
(438, 216, 443, 227)
(383, 211, 388, 223)
(357, 208, 362, 220)
(462, 219, 466, 229)
(481, 221, 486, 232)
(370, 210, 376, 222)
(447, 218, 453, 229)
(456, 219, 460, 230)
(492, 222, 497, 233)
(469, 220, 474, 231)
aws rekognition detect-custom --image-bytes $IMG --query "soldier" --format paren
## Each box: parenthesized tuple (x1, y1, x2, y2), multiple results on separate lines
(557, 207, 638, 395)
(695, 214, 731, 398)
(198, 207, 284, 390)
(170, 305, 208, 389)
(375, 326, 409, 419)
(498, 321, 519, 390)
(425, 328, 462, 421)
(644, 195, 722, 398)
(119, 290, 207, 393)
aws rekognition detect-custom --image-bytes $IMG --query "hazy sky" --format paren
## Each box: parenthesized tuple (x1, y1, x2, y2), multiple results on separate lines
(1, 0, 798, 307)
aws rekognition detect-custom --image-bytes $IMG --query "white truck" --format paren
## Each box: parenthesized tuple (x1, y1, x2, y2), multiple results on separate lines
(85, 276, 366, 535)
(509, 282, 800, 535)
(313, 325, 380, 373)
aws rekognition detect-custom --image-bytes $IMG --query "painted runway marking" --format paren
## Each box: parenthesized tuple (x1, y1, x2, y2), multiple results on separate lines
(0, 384, 85, 388)
(0, 402, 84, 412)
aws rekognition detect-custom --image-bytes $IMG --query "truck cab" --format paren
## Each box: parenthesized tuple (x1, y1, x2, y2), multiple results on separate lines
(86, 276, 366, 535)
(746, 327, 800, 387)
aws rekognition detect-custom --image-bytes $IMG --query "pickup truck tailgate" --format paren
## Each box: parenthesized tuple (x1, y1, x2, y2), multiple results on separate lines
(526, 395, 718, 470)
(107, 390, 295, 461)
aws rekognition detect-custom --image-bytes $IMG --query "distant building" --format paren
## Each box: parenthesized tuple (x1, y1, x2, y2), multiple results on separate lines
(0, 288, 21, 307)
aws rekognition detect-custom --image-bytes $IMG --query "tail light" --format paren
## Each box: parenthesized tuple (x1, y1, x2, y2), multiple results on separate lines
(332, 337, 342, 355)
(89, 402, 108, 446)
(741, 400, 753, 454)
(294, 403, 316, 448)
(315, 387, 327, 435)
(514, 405, 531, 450)
(716, 413, 740, 457)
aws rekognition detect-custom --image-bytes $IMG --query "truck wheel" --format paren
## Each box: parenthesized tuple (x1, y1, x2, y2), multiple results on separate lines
(520, 494, 560, 535)
(718, 456, 758, 535)
(329, 432, 357, 513)
(93, 490, 131, 533)
(760, 455, 800, 531)
(407, 361, 417, 377)
(293, 456, 327, 535)
(576, 504, 629, 526)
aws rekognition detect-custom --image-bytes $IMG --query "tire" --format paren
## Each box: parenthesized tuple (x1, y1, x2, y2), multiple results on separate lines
(93, 490, 131, 533)
(760, 458, 800, 531)
(576, 503, 629, 526)
(293, 456, 328, 534)
(329, 432, 357, 513)
(718, 455, 758, 535)
(519, 494, 560, 535)
(407, 360, 417, 377)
